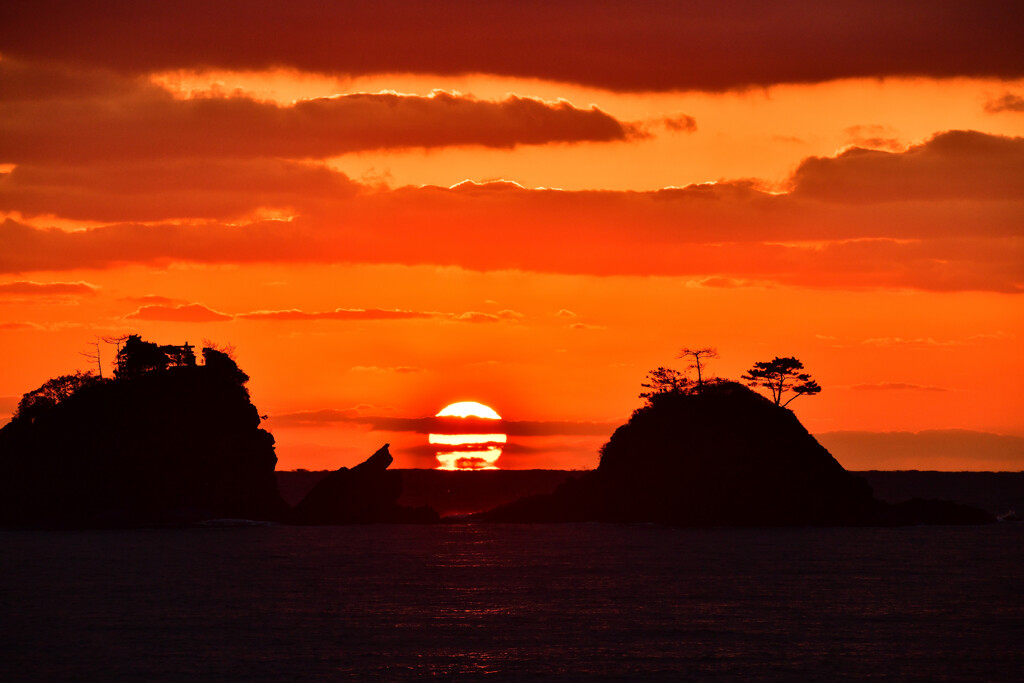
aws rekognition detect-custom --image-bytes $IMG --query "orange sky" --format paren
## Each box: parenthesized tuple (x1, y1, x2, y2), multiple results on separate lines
(1, 2, 1022, 471)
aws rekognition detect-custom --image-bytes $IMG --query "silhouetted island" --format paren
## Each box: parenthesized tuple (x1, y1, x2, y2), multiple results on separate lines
(479, 381, 993, 526)
(0, 336, 288, 526)
(0, 336, 432, 527)
(2, 340, 997, 528)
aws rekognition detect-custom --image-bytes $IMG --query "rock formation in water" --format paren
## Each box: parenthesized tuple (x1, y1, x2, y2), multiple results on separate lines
(481, 381, 993, 526)
(289, 444, 438, 524)
(0, 337, 287, 526)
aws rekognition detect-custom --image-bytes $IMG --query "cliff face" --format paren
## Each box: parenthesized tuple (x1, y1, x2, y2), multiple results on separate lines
(0, 362, 286, 526)
(484, 382, 880, 525)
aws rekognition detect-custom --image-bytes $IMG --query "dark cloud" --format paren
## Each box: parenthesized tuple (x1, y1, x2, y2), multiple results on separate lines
(0, 159, 360, 222)
(0, 280, 97, 296)
(496, 309, 525, 320)
(118, 305, 523, 324)
(2, 131, 1021, 292)
(842, 125, 904, 152)
(351, 366, 423, 374)
(111, 303, 528, 326)
(236, 308, 522, 323)
(120, 295, 186, 305)
(791, 130, 1024, 202)
(696, 276, 759, 289)
(0, 321, 43, 330)
(660, 114, 698, 132)
(0, 57, 143, 105)
(125, 303, 233, 322)
(0, 61, 634, 164)
(399, 439, 596, 460)
(984, 93, 1024, 113)
(2, 2, 1021, 91)
(504, 420, 617, 437)
(271, 409, 616, 437)
(860, 337, 959, 348)
(451, 312, 502, 324)
(270, 408, 361, 425)
(237, 308, 432, 322)
(847, 382, 948, 392)
(6, 129, 1020, 226)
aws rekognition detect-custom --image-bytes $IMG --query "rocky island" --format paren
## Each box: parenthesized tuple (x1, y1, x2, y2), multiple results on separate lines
(480, 380, 993, 526)
(0, 336, 430, 527)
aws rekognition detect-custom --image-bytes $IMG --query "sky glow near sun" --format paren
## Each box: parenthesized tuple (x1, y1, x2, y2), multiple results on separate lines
(1, 2, 1023, 471)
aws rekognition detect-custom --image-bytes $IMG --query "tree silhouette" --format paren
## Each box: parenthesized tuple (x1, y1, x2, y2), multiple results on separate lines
(13, 371, 101, 423)
(202, 346, 249, 386)
(742, 356, 821, 407)
(80, 340, 103, 378)
(202, 338, 237, 360)
(99, 334, 130, 377)
(639, 366, 690, 404)
(678, 347, 718, 386)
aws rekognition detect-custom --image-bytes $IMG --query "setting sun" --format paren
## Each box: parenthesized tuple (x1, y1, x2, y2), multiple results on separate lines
(431, 402, 506, 469)
(436, 402, 502, 420)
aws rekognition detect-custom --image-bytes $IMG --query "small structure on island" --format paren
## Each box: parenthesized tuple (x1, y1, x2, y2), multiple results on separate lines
(114, 335, 197, 378)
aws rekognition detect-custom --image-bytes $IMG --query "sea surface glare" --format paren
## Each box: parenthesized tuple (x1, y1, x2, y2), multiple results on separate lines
(1, 523, 1021, 680)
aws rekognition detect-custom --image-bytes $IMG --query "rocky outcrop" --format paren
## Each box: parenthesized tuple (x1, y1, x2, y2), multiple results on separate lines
(289, 445, 438, 524)
(481, 381, 992, 526)
(0, 349, 287, 527)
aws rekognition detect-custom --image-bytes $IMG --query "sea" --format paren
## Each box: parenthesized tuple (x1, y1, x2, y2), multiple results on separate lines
(1, 523, 1021, 681)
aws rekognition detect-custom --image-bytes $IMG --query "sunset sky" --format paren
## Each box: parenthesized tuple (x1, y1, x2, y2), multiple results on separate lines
(1, 2, 1022, 471)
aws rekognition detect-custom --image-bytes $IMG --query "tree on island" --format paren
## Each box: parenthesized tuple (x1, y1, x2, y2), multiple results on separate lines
(677, 346, 718, 387)
(13, 371, 102, 424)
(640, 346, 721, 405)
(80, 340, 103, 378)
(11, 335, 251, 427)
(203, 346, 250, 387)
(742, 356, 821, 407)
(639, 366, 690, 403)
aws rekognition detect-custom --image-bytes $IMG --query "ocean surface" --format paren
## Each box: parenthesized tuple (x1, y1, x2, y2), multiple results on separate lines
(2, 523, 1021, 681)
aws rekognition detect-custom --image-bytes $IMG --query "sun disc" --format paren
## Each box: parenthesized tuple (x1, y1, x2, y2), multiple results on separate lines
(432, 401, 505, 470)
(436, 401, 501, 419)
